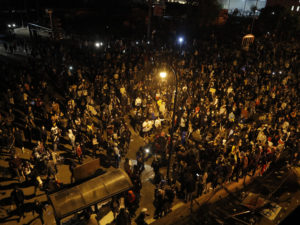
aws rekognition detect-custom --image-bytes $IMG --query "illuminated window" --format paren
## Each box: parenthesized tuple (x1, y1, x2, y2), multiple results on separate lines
(291, 5, 294, 11)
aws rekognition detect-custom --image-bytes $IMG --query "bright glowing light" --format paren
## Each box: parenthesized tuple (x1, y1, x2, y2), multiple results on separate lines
(279, 71, 282, 74)
(69, 66, 73, 70)
(178, 37, 184, 44)
(272, 11, 275, 15)
(145, 148, 150, 153)
(147, 41, 150, 44)
(12, 24, 16, 27)
(136, 41, 139, 45)
(272, 72, 275, 75)
(95, 42, 103, 48)
(8, 24, 11, 28)
(160, 72, 167, 78)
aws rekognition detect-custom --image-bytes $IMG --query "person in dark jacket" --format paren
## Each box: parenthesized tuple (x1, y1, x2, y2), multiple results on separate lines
(32, 200, 46, 224)
(9, 154, 23, 181)
(39, 125, 48, 147)
(164, 186, 175, 214)
(153, 188, 164, 219)
(14, 127, 24, 153)
(110, 196, 120, 219)
(10, 186, 25, 220)
(184, 171, 195, 202)
(135, 208, 149, 225)
(115, 208, 131, 225)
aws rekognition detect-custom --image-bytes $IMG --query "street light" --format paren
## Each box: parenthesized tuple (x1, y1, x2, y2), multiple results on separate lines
(95, 42, 103, 48)
(160, 72, 167, 78)
(178, 37, 184, 44)
(159, 66, 178, 183)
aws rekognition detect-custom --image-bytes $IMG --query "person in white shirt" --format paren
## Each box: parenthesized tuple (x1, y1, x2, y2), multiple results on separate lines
(68, 129, 76, 149)
(51, 124, 60, 151)
(155, 117, 162, 130)
(114, 143, 120, 168)
(120, 85, 126, 96)
(135, 97, 142, 108)
(142, 119, 153, 137)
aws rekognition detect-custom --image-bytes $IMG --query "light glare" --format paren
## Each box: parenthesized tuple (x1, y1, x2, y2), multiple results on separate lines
(160, 72, 167, 78)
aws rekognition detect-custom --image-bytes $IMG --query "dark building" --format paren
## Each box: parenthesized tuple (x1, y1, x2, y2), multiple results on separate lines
(267, 0, 300, 13)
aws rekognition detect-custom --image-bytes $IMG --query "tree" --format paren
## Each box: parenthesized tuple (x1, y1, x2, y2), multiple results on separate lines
(185, 0, 222, 27)
(258, 5, 300, 37)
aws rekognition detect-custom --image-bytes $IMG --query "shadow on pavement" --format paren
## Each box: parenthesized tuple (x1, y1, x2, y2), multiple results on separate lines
(0, 179, 34, 190)
(23, 216, 40, 225)
(0, 177, 18, 182)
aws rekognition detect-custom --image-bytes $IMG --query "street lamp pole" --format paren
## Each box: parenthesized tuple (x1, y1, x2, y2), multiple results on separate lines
(47, 9, 54, 39)
(243, 0, 247, 16)
(166, 66, 177, 183)
(250, 0, 259, 33)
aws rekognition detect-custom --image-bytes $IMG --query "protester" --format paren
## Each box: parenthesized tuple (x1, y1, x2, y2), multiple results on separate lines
(0, 28, 298, 224)
(135, 208, 149, 225)
(32, 200, 46, 224)
(115, 208, 131, 225)
(10, 186, 25, 221)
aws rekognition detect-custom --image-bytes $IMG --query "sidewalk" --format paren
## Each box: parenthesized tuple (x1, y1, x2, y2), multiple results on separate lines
(149, 166, 300, 225)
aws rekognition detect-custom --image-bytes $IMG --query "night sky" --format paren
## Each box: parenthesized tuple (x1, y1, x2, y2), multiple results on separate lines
(1, 0, 133, 10)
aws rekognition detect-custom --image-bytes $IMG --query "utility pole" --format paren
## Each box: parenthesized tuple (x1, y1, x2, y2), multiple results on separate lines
(47, 9, 54, 39)
(166, 66, 177, 183)
(243, 0, 247, 16)
(250, 0, 259, 33)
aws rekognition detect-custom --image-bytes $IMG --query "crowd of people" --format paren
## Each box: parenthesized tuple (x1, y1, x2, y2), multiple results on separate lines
(0, 28, 299, 224)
